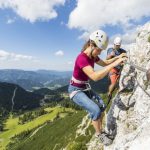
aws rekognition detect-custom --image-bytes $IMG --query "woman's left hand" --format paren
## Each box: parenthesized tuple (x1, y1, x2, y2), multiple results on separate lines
(117, 53, 127, 59)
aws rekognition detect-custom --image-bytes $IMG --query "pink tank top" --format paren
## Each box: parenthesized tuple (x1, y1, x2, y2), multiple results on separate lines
(72, 52, 100, 88)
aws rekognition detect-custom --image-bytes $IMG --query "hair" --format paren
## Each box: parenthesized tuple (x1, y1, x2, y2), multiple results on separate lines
(81, 40, 97, 52)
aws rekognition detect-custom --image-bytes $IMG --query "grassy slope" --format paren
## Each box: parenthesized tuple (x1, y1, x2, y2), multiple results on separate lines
(5, 94, 110, 150)
(11, 111, 86, 150)
(0, 91, 116, 150)
(0, 107, 74, 150)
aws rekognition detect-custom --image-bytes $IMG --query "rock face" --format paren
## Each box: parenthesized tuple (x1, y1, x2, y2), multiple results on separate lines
(87, 22, 150, 150)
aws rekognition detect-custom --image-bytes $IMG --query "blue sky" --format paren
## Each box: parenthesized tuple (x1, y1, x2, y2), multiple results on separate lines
(0, 0, 150, 71)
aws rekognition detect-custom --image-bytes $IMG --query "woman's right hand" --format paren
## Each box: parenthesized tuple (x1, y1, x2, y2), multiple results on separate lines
(117, 53, 127, 59)
(113, 57, 127, 67)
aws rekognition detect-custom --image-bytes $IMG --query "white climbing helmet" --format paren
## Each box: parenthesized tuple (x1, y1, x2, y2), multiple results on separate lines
(90, 30, 109, 50)
(114, 37, 122, 45)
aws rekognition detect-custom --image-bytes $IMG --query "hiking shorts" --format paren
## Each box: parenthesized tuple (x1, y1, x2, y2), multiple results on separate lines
(68, 84, 105, 120)
(109, 68, 120, 84)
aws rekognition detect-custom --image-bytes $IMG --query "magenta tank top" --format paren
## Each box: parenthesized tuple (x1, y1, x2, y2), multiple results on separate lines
(71, 52, 100, 88)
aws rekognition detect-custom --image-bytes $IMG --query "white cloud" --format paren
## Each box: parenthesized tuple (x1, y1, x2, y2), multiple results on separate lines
(78, 31, 90, 41)
(6, 18, 16, 24)
(110, 25, 141, 45)
(0, 0, 65, 23)
(121, 33, 136, 44)
(68, 0, 150, 31)
(55, 50, 64, 56)
(0, 50, 73, 71)
(0, 50, 34, 61)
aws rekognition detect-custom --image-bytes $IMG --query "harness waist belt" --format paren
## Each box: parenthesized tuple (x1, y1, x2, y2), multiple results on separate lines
(71, 76, 89, 84)
(69, 76, 91, 99)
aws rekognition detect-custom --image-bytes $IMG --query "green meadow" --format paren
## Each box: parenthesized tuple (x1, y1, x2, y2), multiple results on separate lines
(10, 110, 89, 150)
(0, 106, 74, 150)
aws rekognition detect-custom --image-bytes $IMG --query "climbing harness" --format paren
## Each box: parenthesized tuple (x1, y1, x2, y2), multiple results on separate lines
(69, 76, 105, 110)
(71, 76, 90, 85)
(69, 76, 91, 99)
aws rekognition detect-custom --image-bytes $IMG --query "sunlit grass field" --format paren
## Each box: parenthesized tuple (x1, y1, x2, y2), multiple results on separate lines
(0, 106, 74, 150)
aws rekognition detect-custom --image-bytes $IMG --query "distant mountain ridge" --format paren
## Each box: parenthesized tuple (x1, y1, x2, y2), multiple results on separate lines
(0, 69, 109, 93)
(0, 69, 72, 90)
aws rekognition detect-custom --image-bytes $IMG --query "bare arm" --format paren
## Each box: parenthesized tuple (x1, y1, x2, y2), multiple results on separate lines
(83, 57, 127, 81)
(96, 57, 119, 66)
(106, 54, 114, 60)
(96, 53, 127, 66)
